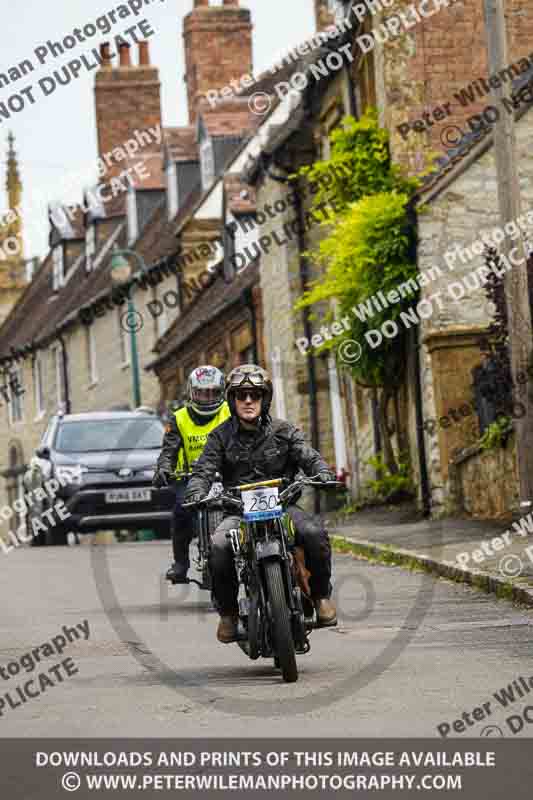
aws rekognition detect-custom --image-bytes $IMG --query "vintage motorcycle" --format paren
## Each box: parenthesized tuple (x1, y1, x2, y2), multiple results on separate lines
(186, 474, 339, 683)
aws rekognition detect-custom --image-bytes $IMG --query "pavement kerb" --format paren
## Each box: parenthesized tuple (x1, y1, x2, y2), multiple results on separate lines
(332, 534, 533, 608)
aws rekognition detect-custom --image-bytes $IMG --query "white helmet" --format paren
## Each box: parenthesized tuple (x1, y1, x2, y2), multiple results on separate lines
(186, 365, 225, 416)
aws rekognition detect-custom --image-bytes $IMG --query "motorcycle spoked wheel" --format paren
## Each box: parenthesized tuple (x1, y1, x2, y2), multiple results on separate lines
(264, 560, 298, 683)
(245, 589, 261, 661)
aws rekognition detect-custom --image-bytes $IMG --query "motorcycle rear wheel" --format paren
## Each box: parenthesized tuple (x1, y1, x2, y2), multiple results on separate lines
(264, 560, 298, 683)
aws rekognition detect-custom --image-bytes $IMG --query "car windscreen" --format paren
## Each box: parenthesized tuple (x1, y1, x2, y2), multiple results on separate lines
(54, 418, 165, 453)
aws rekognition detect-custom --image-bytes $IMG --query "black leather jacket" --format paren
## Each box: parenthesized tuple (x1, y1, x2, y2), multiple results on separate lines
(185, 415, 330, 499)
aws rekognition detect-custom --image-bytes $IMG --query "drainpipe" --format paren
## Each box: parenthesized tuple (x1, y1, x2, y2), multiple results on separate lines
(294, 181, 321, 514)
(56, 333, 72, 414)
(371, 389, 381, 456)
(242, 287, 258, 363)
(412, 326, 431, 517)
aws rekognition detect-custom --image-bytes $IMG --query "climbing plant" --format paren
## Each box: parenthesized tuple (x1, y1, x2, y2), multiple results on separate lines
(294, 109, 423, 474)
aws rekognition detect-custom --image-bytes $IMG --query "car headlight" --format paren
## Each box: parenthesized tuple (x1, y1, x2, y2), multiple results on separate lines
(139, 469, 155, 479)
(55, 465, 88, 486)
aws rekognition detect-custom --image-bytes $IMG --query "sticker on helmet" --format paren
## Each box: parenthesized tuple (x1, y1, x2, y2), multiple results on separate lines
(194, 367, 218, 385)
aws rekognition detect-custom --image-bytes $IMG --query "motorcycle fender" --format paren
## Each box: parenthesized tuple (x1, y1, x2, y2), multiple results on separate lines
(255, 540, 281, 561)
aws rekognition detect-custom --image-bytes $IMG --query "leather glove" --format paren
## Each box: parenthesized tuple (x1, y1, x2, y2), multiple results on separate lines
(185, 492, 206, 506)
(318, 471, 336, 484)
(152, 469, 171, 488)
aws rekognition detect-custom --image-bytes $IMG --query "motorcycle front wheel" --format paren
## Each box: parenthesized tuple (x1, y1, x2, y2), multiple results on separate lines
(264, 560, 298, 683)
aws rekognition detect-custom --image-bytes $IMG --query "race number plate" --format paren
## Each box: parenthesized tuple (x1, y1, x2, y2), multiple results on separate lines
(242, 486, 282, 521)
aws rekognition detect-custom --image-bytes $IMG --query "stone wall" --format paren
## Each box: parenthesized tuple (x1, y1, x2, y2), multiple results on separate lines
(416, 107, 533, 514)
(450, 435, 519, 519)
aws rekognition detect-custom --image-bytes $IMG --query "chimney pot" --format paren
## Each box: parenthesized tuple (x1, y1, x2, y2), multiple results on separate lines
(100, 42, 112, 67)
(119, 42, 131, 68)
(138, 41, 150, 66)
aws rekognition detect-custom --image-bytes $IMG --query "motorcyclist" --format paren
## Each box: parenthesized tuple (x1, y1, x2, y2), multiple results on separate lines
(153, 366, 230, 583)
(185, 364, 337, 643)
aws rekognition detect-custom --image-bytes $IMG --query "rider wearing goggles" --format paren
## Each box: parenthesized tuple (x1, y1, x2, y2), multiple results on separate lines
(185, 364, 337, 643)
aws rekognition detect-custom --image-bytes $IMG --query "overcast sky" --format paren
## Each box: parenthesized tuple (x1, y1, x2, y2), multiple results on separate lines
(1, 0, 315, 259)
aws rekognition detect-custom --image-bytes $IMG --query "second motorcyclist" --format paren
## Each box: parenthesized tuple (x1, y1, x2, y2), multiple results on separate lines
(153, 366, 230, 583)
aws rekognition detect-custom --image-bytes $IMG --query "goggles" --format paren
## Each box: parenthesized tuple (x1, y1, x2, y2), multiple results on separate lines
(229, 369, 266, 389)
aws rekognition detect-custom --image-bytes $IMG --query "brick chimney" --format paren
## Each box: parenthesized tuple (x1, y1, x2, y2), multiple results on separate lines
(183, 0, 253, 124)
(314, 0, 335, 30)
(94, 41, 162, 183)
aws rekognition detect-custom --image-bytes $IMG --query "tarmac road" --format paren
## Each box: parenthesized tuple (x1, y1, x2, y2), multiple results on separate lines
(0, 539, 532, 738)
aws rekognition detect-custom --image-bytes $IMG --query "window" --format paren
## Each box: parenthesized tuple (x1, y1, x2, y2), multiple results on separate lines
(167, 161, 178, 221)
(85, 326, 98, 385)
(8, 367, 24, 424)
(200, 137, 215, 190)
(33, 356, 45, 419)
(53, 346, 66, 410)
(118, 308, 130, 366)
(85, 225, 96, 273)
(52, 245, 65, 291)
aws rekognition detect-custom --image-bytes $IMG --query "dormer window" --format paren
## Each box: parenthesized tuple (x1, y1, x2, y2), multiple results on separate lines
(52, 245, 65, 291)
(85, 225, 96, 273)
(200, 137, 215, 190)
(167, 161, 178, 221)
(127, 186, 138, 245)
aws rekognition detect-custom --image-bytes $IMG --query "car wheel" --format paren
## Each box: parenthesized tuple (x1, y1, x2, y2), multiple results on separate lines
(44, 524, 69, 546)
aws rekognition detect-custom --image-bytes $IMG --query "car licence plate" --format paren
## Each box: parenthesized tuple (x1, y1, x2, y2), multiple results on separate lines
(242, 486, 282, 521)
(105, 488, 152, 503)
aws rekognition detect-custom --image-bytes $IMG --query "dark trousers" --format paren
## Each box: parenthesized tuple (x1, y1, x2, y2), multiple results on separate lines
(210, 505, 332, 614)
(172, 479, 196, 566)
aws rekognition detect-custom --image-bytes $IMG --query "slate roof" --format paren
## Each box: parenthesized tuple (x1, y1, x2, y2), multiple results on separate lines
(148, 260, 260, 369)
(0, 215, 126, 358)
(418, 63, 533, 203)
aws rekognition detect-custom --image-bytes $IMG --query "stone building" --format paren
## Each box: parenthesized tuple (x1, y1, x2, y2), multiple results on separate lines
(0, 133, 27, 328)
(0, 0, 266, 538)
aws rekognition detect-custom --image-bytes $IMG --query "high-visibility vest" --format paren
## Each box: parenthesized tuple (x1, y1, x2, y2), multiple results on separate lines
(174, 401, 230, 477)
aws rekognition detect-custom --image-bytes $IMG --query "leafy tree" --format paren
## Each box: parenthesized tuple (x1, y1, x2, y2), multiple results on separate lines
(295, 109, 422, 474)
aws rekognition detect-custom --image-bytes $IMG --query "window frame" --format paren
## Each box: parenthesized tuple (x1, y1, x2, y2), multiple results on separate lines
(33, 355, 45, 420)
(53, 345, 66, 410)
(85, 224, 96, 273)
(85, 325, 98, 386)
(200, 137, 215, 190)
(118, 307, 131, 367)
(52, 244, 65, 291)
(8, 366, 24, 425)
